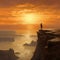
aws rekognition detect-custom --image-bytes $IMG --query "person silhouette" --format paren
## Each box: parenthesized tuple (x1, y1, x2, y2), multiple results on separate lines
(40, 23, 43, 30)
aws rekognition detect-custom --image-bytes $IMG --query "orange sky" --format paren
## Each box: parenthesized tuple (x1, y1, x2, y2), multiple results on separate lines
(0, 0, 60, 30)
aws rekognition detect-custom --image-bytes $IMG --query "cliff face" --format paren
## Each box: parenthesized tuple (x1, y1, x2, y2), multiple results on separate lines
(31, 29, 60, 60)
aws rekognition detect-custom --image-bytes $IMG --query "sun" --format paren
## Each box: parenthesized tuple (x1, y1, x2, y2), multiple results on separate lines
(23, 14, 35, 23)
(21, 13, 40, 24)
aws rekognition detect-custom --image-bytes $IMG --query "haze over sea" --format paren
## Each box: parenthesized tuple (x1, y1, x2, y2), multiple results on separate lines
(0, 26, 38, 60)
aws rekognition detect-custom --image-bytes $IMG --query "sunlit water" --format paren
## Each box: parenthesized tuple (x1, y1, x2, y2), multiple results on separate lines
(0, 33, 37, 60)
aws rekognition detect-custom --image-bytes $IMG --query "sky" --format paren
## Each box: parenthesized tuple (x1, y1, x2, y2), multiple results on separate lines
(0, 0, 60, 30)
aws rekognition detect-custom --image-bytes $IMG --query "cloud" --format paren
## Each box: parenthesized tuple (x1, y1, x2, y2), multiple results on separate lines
(0, 0, 19, 7)
(0, 0, 60, 8)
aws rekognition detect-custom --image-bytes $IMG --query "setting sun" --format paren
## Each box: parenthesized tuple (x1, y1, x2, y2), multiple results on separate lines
(21, 13, 40, 24)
